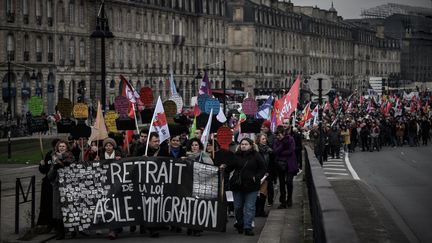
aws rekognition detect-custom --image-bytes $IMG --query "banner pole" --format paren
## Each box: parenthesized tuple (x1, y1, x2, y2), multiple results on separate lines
(132, 103, 140, 135)
(125, 131, 130, 155)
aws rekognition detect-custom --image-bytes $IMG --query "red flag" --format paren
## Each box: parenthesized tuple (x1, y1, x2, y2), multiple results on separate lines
(385, 102, 392, 115)
(323, 101, 331, 112)
(277, 76, 300, 126)
(333, 96, 339, 110)
(299, 102, 313, 127)
(193, 104, 201, 117)
(360, 95, 364, 105)
(120, 75, 140, 104)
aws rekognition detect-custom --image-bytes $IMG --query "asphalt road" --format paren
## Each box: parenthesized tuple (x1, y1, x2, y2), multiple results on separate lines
(349, 145, 432, 243)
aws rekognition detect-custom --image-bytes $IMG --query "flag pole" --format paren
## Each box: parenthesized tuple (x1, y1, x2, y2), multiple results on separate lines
(132, 103, 140, 135)
(144, 99, 157, 157)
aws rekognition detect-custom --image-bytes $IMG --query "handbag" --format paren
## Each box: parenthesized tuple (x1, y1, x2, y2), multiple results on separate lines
(231, 160, 249, 189)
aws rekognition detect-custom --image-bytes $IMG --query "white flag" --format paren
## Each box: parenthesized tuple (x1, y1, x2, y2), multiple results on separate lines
(149, 97, 170, 143)
(216, 107, 227, 123)
(201, 109, 213, 148)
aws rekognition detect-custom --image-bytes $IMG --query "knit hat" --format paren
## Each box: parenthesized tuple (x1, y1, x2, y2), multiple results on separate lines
(103, 138, 117, 148)
(262, 120, 271, 129)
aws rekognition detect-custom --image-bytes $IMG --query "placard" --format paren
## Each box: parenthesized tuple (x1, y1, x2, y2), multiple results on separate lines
(73, 103, 89, 119)
(197, 94, 210, 113)
(140, 109, 154, 124)
(56, 118, 76, 133)
(240, 119, 265, 133)
(216, 127, 233, 150)
(196, 113, 224, 133)
(29, 116, 49, 133)
(139, 87, 154, 107)
(115, 117, 136, 131)
(163, 100, 177, 124)
(114, 96, 129, 117)
(28, 96, 43, 116)
(242, 98, 258, 115)
(204, 98, 220, 115)
(58, 158, 226, 232)
(169, 94, 183, 113)
(104, 111, 119, 133)
(57, 98, 73, 118)
(70, 122, 91, 139)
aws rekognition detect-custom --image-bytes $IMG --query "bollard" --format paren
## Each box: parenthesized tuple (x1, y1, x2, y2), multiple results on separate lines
(31, 176, 35, 228)
(14, 176, 37, 234)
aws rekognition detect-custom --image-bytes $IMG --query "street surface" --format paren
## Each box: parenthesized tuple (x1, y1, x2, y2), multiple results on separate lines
(349, 146, 432, 243)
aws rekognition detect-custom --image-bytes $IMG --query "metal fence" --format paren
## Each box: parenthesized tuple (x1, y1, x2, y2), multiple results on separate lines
(304, 146, 359, 243)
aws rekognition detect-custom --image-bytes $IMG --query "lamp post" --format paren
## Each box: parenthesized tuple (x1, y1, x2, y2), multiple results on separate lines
(7, 57, 12, 160)
(91, 0, 114, 111)
(317, 77, 323, 165)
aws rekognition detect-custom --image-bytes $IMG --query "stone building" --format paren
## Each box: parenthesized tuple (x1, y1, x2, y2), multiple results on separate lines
(1, 0, 400, 118)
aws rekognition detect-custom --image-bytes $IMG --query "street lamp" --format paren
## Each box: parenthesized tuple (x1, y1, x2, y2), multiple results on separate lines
(91, 0, 114, 111)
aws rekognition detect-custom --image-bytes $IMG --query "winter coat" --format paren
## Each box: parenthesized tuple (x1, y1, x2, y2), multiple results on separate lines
(37, 150, 54, 226)
(228, 149, 266, 192)
(273, 134, 299, 174)
(340, 129, 351, 145)
(186, 151, 214, 165)
(47, 151, 75, 220)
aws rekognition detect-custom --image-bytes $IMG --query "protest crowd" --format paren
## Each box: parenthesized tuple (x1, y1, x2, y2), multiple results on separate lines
(30, 73, 431, 240)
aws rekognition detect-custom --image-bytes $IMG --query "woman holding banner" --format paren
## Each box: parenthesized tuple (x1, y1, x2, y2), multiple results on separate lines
(47, 139, 75, 240)
(184, 138, 214, 236)
(224, 138, 265, 236)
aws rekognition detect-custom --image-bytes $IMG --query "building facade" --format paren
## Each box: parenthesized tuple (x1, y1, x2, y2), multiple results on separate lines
(1, 0, 400, 118)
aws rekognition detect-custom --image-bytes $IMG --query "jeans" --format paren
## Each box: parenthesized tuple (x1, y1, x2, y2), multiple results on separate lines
(233, 191, 258, 230)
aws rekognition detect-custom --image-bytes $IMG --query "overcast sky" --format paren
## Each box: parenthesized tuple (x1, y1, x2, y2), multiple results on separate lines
(291, 0, 432, 19)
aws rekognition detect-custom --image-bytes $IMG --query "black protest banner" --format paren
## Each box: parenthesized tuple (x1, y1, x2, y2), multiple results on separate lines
(29, 116, 49, 133)
(58, 157, 226, 232)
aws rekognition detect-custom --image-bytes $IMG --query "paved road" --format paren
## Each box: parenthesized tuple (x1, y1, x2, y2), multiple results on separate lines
(349, 146, 432, 243)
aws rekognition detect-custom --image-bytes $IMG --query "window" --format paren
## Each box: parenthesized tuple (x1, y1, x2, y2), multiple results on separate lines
(6, 0, 15, 22)
(127, 10, 132, 32)
(79, 1, 85, 25)
(119, 42, 124, 67)
(136, 12, 141, 32)
(47, 0, 53, 26)
(59, 37, 64, 64)
(109, 42, 114, 67)
(48, 36, 53, 62)
(79, 39, 85, 66)
(128, 43, 132, 68)
(35, 0, 42, 24)
(69, 38, 75, 65)
(58, 1, 65, 23)
(23, 34, 29, 61)
(69, 0, 75, 24)
(22, 0, 28, 23)
(7, 33, 15, 61)
(36, 37, 42, 62)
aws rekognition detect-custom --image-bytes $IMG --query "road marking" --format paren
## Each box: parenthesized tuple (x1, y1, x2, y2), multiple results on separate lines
(323, 164, 345, 167)
(324, 172, 349, 176)
(345, 152, 360, 180)
(323, 168, 347, 171)
(324, 162, 344, 165)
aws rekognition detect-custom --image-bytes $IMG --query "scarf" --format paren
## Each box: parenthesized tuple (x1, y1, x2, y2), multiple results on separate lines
(105, 151, 115, 159)
(170, 146, 181, 158)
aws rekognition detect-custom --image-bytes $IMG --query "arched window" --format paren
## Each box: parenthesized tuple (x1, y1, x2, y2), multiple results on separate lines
(7, 33, 15, 61)
(47, 73, 55, 113)
(136, 80, 142, 91)
(58, 80, 65, 99)
(22, 0, 29, 23)
(36, 72, 43, 97)
(69, 80, 76, 102)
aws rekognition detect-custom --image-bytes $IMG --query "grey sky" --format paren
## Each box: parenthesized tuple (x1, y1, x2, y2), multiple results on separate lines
(291, 0, 432, 19)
